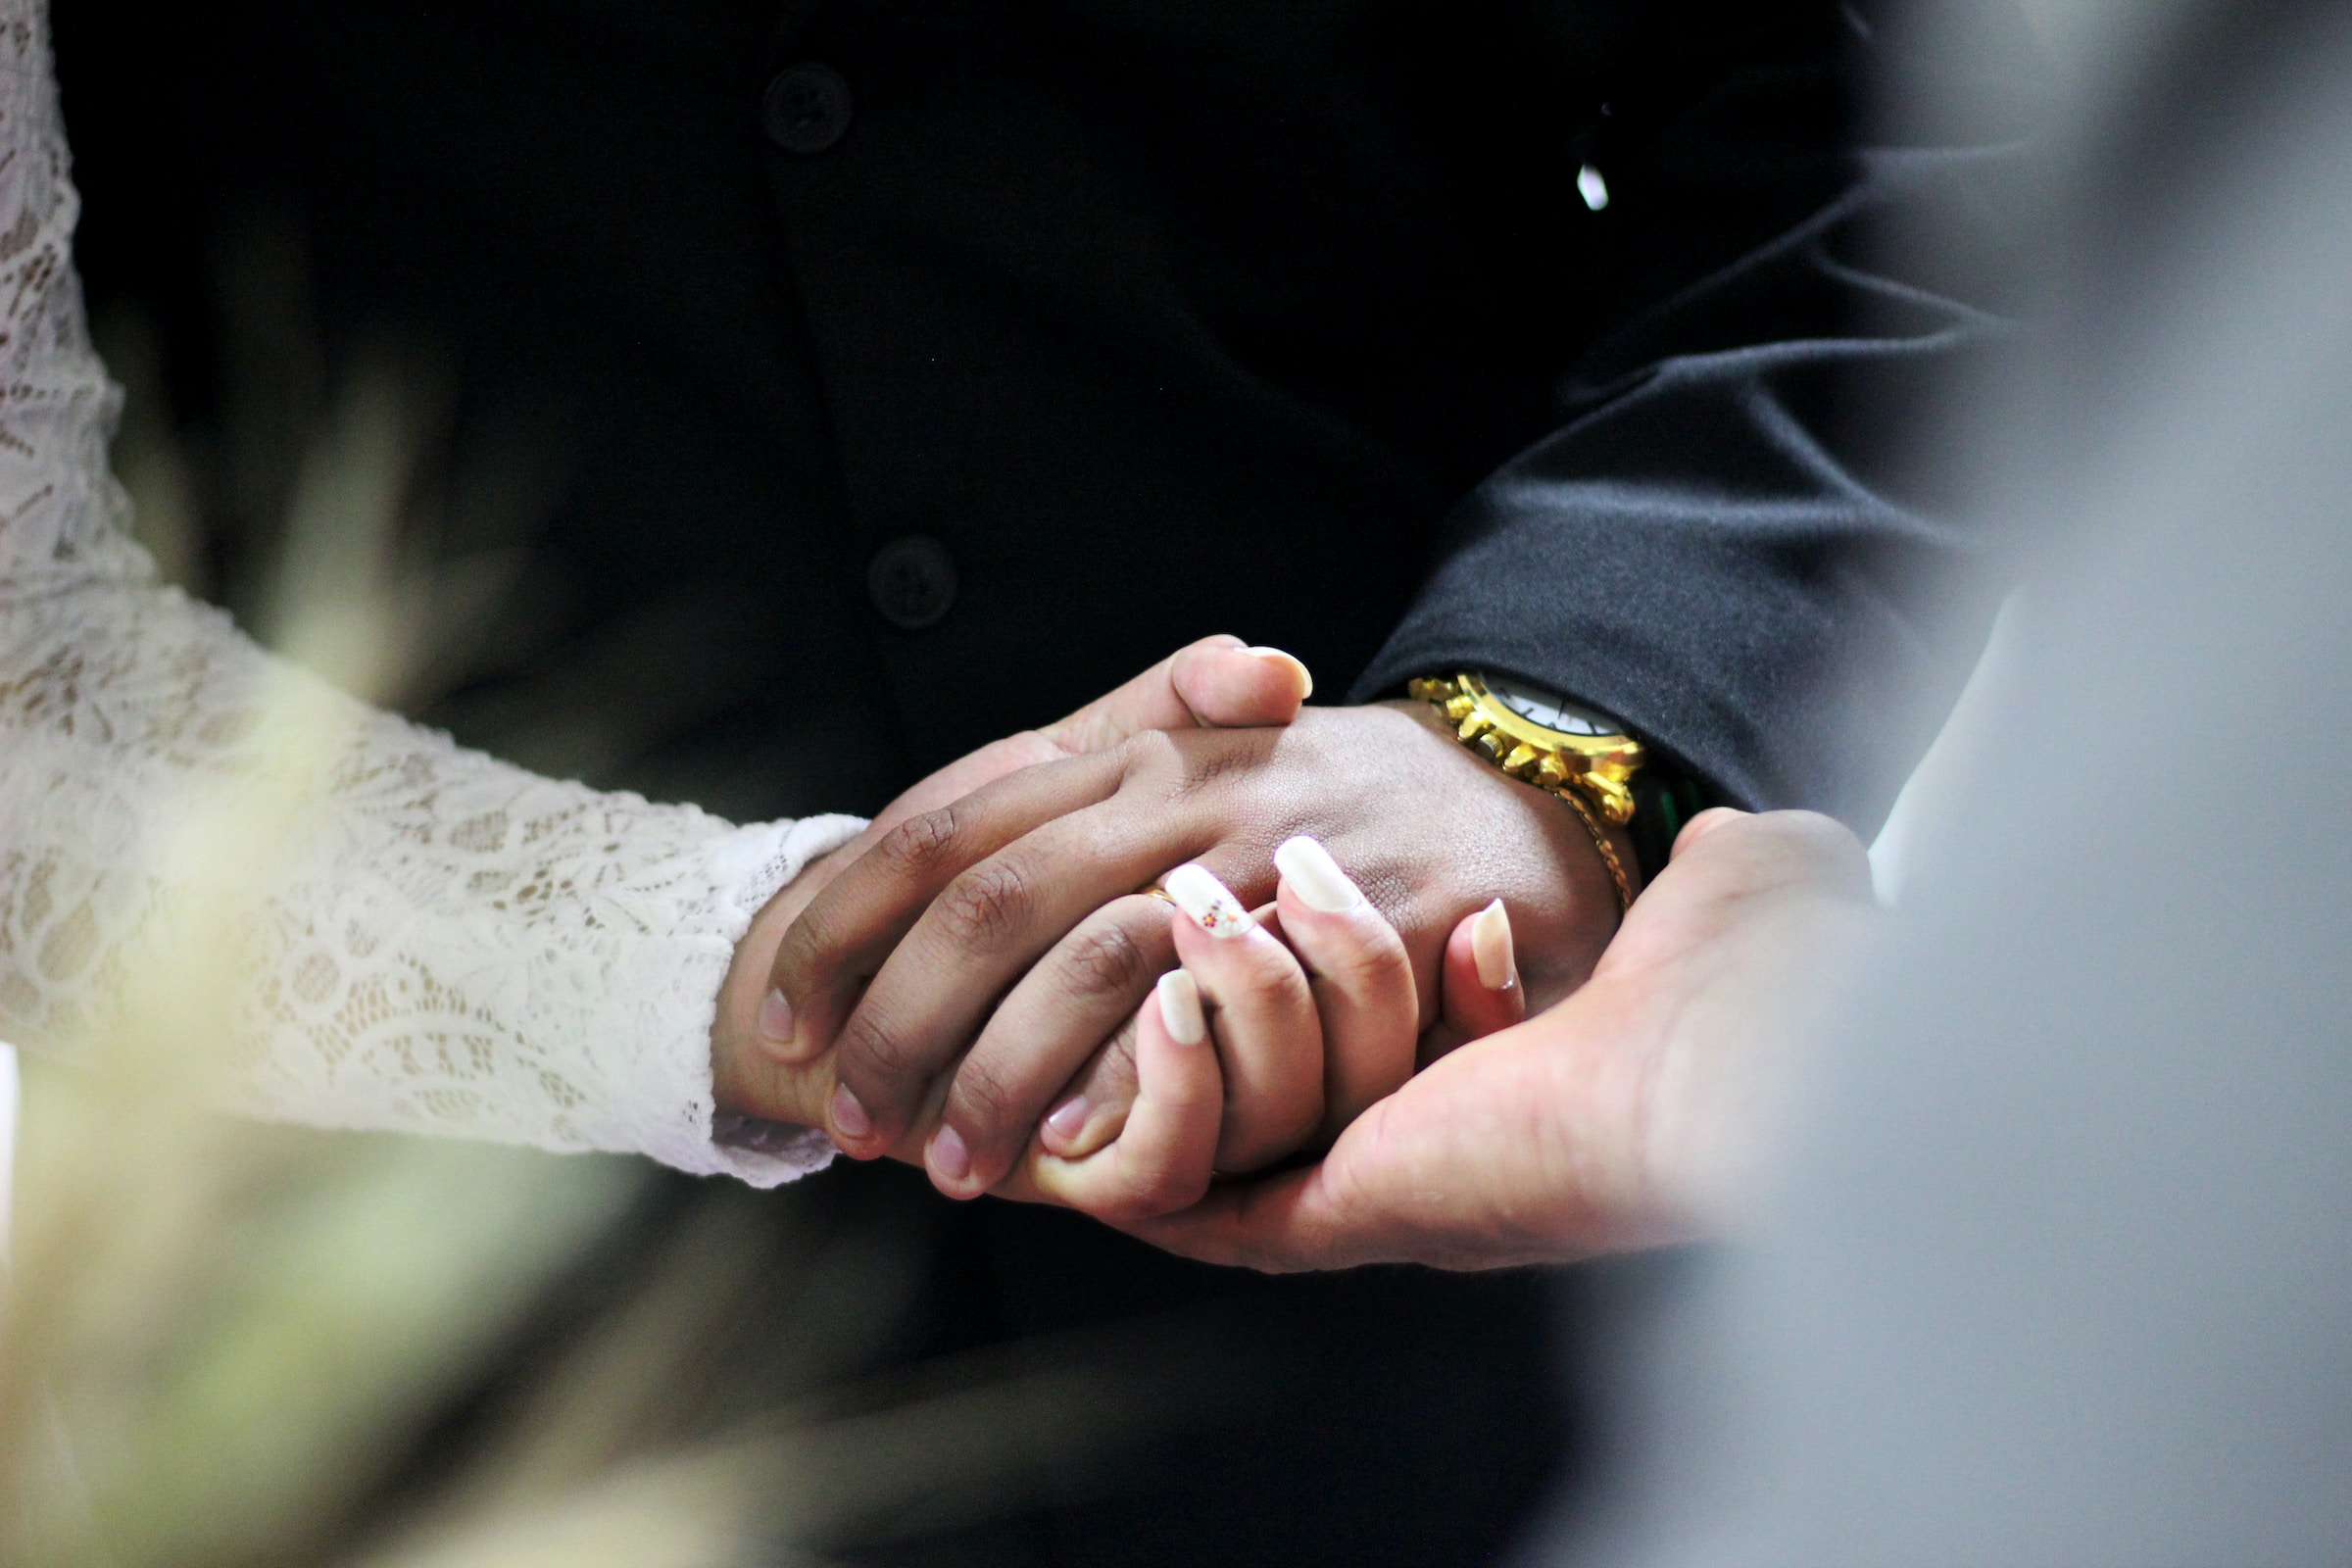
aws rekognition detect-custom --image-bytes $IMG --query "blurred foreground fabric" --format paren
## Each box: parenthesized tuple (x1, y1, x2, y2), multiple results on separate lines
(1549, 3, 2352, 1563)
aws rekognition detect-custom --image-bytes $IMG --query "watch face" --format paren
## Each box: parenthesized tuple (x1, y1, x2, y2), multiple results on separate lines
(1481, 674, 1618, 737)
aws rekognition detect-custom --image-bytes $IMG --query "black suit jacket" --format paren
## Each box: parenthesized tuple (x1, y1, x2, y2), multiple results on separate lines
(63, 0, 2028, 828)
(54, 3, 2037, 1563)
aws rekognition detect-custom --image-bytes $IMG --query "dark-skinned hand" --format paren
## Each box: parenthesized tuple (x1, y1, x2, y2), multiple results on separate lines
(763, 697, 1631, 1201)
(710, 635, 1311, 1135)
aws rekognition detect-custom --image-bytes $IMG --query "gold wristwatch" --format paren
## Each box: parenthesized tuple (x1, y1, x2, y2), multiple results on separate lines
(1409, 672, 1644, 914)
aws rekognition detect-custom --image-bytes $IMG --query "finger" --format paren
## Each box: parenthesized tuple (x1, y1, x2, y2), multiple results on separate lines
(849, 731, 1077, 848)
(1422, 899, 1528, 1062)
(1163, 863, 1324, 1171)
(1039, 635, 1311, 754)
(1036, 1017, 1144, 1161)
(765, 748, 1126, 1076)
(748, 638, 1308, 1079)
(1122, 1050, 1537, 1274)
(1449, 899, 1527, 1038)
(1268, 835, 1417, 1136)
(1016, 970, 1226, 1223)
(1594, 808, 1871, 983)
(784, 635, 1312, 967)
(1671, 805, 1750, 857)
(1117, 1162, 1345, 1272)
(980, 894, 1309, 1179)
(827, 782, 1204, 1154)
(1170, 640, 1312, 725)
(924, 895, 1174, 1196)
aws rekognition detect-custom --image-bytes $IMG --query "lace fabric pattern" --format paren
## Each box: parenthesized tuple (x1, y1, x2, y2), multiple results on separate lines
(0, 2, 854, 1186)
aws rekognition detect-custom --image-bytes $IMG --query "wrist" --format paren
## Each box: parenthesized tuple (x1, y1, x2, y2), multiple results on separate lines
(1392, 691, 1637, 921)
(1386, 697, 1631, 969)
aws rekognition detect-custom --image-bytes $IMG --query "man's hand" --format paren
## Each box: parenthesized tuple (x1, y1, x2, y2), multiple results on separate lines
(1124, 809, 1876, 1271)
(710, 635, 1312, 1134)
(766, 699, 1630, 1199)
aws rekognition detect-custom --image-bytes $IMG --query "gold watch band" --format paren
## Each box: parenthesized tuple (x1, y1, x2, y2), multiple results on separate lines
(1546, 784, 1635, 917)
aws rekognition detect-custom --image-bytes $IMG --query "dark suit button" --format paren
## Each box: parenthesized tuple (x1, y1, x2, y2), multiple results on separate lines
(763, 64, 853, 154)
(868, 535, 958, 630)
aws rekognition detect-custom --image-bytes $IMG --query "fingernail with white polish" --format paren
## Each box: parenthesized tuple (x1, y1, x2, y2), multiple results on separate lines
(758, 988, 795, 1046)
(1472, 899, 1518, 992)
(1046, 1095, 1090, 1142)
(1274, 834, 1364, 912)
(830, 1083, 872, 1142)
(1245, 645, 1314, 700)
(930, 1123, 971, 1182)
(1162, 862, 1253, 938)
(1157, 969, 1208, 1046)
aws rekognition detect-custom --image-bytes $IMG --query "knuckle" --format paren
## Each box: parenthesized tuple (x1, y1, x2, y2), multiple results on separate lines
(1323, 915, 1411, 992)
(932, 858, 1035, 951)
(836, 1005, 919, 1087)
(1098, 1026, 1140, 1092)
(1119, 728, 1212, 803)
(769, 918, 824, 991)
(1122, 1163, 1209, 1223)
(876, 802, 967, 884)
(951, 1054, 1019, 1133)
(1167, 731, 1263, 802)
(1280, 956, 1320, 1010)
(1244, 948, 1317, 1016)
(1116, 727, 1181, 773)
(1319, 1126, 1392, 1227)
(1058, 917, 1152, 1001)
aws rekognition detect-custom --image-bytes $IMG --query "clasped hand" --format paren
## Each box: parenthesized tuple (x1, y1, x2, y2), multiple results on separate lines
(711, 635, 1592, 1216)
(710, 636, 1862, 1258)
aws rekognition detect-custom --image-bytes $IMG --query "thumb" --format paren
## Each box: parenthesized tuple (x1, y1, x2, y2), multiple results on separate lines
(813, 639, 1311, 876)
(1119, 1159, 1353, 1272)
(1040, 634, 1312, 755)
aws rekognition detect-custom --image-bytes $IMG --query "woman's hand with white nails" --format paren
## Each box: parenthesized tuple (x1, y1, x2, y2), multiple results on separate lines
(1020, 838, 1417, 1190)
(1004, 971, 1228, 1224)
(1125, 810, 1875, 1271)
(1413, 898, 1530, 1061)
(1000, 837, 1419, 1221)
(1264, 837, 1419, 1136)
(931, 852, 1329, 1195)
(1155, 863, 1327, 1170)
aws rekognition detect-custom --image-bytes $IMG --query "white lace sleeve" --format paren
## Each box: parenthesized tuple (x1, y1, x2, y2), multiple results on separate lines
(0, 2, 857, 1186)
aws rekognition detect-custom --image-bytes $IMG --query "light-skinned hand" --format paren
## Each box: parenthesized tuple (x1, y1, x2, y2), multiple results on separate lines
(998, 831, 1528, 1223)
(1121, 808, 1875, 1271)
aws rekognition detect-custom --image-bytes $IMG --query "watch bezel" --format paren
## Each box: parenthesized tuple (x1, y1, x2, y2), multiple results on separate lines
(1459, 672, 1641, 767)
(1476, 672, 1620, 740)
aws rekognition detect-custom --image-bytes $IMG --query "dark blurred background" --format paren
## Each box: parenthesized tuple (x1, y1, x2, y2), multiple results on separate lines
(33, 3, 1621, 1563)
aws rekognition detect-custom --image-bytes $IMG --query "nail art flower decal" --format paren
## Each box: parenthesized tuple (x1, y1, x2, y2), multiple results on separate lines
(1161, 862, 1254, 938)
